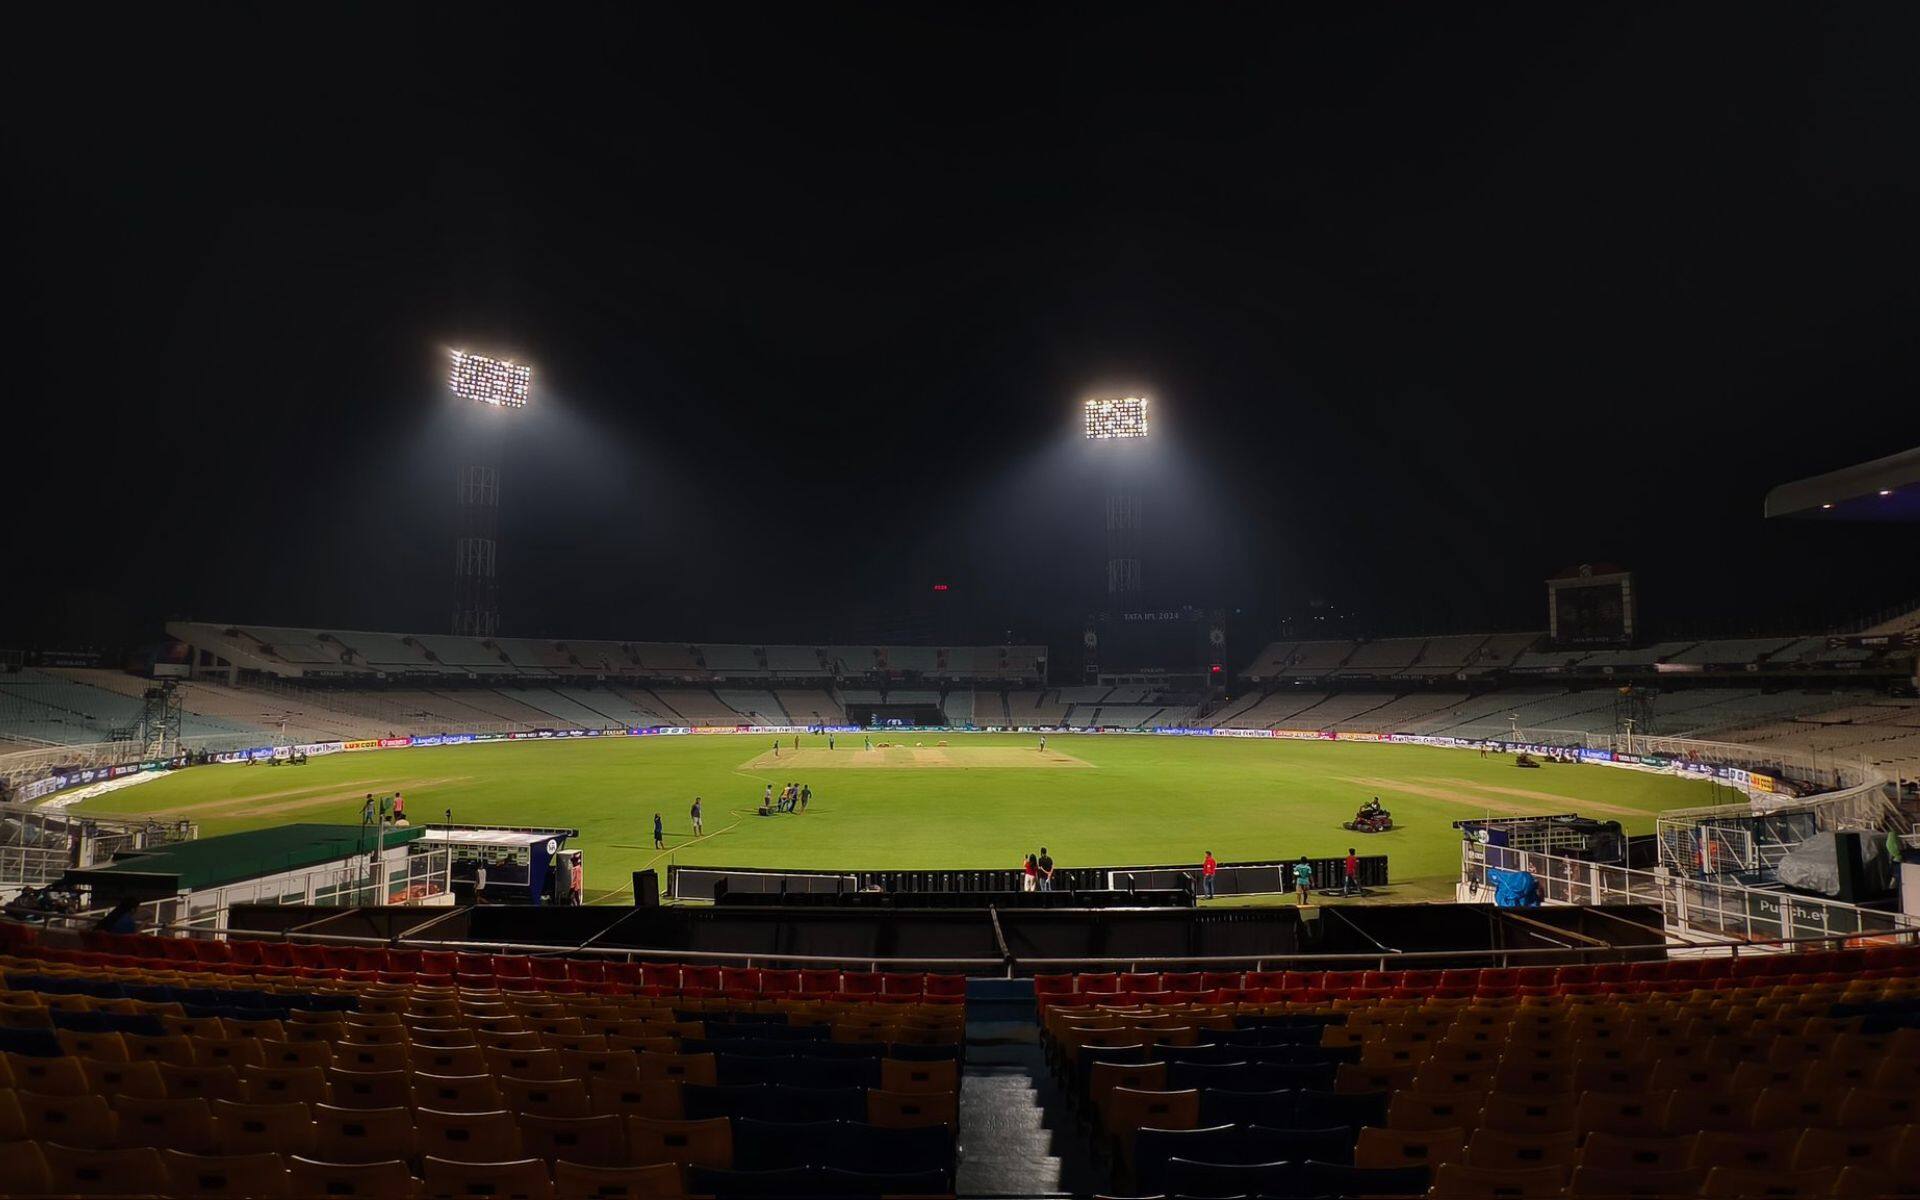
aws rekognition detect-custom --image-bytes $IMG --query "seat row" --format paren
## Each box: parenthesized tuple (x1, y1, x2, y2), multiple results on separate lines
(0, 1088, 952, 1174)
(1136, 1155, 1904, 1198)
(1035, 944, 1920, 1009)
(0, 1142, 951, 1199)
(53, 934, 968, 1000)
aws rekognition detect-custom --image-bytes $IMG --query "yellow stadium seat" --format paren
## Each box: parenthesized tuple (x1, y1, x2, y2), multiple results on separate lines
(1751, 1085, 1842, 1131)
(18, 1088, 118, 1147)
(1354, 1125, 1467, 1170)
(499, 1075, 592, 1119)
(311, 1102, 418, 1163)
(41, 1143, 165, 1196)
(880, 1057, 958, 1094)
(1479, 1093, 1576, 1136)
(1427, 1162, 1566, 1198)
(287, 1156, 419, 1199)
(1387, 1090, 1484, 1131)
(416, 1107, 524, 1163)
(1566, 1164, 1702, 1196)
(211, 1098, 315, 1156)
(421, 1156, 554, 1200)
(1465, 1128, 1576, 1173)
(242, 1064, 330, 1106)
(1664, 1086, 1760, 1134)
(83, 1056, 167, 1099)
(113, 1093, 217, 1153)
(0, 1138, 52, 1196)
(1697, 1165, 1839, 1197)
(1574, 1091, 1668, 1139)
(160, 1149, 291, 1199)
(6, 1051, 88, 1095)
(1690, 1128, 1795, 1171)
(1790, 1124, 1900, 1172)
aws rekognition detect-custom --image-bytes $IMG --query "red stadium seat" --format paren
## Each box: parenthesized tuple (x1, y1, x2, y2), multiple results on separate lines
(492, 955, 533, 981)
(601, 962, 642, 989)
(1078, 973, 1120, 995)
(640, 964, 682, 992)
(838, 972, 880, 997)
(759, 970, 799, 996)
(418, 951, 457, 978)
(680, 966, 721, 995)
(719, 968, 762, 996)
(798, 969, 840, 996)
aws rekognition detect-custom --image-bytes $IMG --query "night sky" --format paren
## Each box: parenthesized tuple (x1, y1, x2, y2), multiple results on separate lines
(10, 4, 1918, 656)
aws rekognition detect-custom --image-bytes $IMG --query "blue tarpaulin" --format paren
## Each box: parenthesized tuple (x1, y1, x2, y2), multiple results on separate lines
(1489, 868, 1542, 907)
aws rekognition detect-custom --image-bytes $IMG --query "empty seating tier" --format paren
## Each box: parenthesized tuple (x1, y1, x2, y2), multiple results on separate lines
(0, 924, 961, 1198)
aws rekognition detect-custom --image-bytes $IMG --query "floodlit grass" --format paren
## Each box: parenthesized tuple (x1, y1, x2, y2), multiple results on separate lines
(72, 732, 1729, 902)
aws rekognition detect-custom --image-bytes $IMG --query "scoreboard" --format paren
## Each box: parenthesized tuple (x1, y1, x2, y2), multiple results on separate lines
(1547, 565, 1636, 646)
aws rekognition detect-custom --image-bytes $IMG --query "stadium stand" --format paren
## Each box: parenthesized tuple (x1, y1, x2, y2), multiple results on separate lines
(942, 690, 974, 727)
(1284, 693, 1401, 730)
(647, 690, 747, 727)
(1335, 639, 1427, 677)
(763, 646, 826, 676)
(774, 689, 845, 727)
(700, 645, 762, 675)
(1006, 691, 1071, 726)
(1207, 691, 1329, 731)
(714, 690, 786, 726)
(970, 690, 1009, 728)
(1280, 641, 1358, 678)
(0, 924, 962, 1199)
(1039, 943, 1920, 1199)
(1334, 693, 1471, 734)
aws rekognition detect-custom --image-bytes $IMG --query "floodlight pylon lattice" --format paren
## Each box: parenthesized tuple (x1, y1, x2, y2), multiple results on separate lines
(449, 349, 527, 638)
(1085, 398, 1148, 603)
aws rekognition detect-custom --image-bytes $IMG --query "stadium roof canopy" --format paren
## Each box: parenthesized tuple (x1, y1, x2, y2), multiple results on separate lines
(1764, 446, 1920, 521)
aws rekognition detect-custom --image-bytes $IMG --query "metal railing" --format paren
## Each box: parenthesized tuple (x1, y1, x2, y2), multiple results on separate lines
(116, 908, 1919, 977)
(1461, 839, 1920, 944)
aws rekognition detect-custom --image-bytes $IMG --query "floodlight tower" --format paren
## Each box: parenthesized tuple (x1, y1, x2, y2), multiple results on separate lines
(447, 350, 530, 638)
(1084, 397, 1150, 599)
(1082, 396, 1150, 682)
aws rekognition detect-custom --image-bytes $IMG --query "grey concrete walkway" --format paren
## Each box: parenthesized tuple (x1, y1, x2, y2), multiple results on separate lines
(956, 1002, 1102, 1197)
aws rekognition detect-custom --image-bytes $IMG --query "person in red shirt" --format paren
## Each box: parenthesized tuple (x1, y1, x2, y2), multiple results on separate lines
(1201, 851, 1218, 900)
(1344, 847, 1360, 896)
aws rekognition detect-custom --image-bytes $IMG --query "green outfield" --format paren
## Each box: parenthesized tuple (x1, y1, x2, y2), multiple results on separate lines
(70, 733, 1730, 902)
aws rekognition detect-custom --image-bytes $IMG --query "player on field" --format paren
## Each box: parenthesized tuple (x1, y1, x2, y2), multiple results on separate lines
(653, 813, 664, 849)
(691, 796, 703, 835)
(1201, 850, 1217, 899)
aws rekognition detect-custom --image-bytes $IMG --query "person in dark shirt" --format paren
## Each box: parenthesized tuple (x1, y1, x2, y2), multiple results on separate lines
(653, 813, 664, 849)
(1036, 848, 1055, 892)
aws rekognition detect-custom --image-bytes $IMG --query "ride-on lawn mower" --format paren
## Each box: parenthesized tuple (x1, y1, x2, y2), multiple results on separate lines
(1344, 803, 1394, 834)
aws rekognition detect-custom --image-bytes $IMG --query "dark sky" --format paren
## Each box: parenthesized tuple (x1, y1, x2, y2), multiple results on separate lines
(9, 3, 1918, 654)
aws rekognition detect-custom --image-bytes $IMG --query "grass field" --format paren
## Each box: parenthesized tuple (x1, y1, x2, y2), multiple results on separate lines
(71, 732, 1731, 902)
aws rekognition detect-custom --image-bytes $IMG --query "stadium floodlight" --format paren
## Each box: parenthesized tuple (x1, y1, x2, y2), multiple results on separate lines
(448, 350, 531, 408)
(1085, 396, 1149, 440)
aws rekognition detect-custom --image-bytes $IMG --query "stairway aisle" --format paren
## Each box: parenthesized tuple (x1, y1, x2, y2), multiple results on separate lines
(957, 983, 1101, 1196)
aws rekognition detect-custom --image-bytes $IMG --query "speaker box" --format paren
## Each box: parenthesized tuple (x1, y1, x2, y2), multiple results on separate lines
(631, 869, 659, 907)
